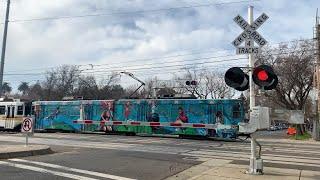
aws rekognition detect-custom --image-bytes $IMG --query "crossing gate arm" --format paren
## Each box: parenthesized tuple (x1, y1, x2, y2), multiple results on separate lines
(73, 120, 218, 129)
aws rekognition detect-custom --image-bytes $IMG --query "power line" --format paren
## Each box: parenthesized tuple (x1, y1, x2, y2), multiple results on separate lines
(3, 47, 316, 76)
(81, 54, 244, 72)
(2, 39, 316, 76)
(8, 0, 259, 23)
(81, 57, 248, 74)
(4, 48, 233, 73)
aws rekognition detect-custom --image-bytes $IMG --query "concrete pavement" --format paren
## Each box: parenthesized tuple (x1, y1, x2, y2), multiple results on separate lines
(0, 132, 319, 179)
(166, 158, 320, 180)
(0, 144, 52, 159)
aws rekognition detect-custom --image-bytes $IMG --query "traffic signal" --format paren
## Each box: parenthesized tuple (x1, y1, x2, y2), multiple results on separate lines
(186, 80, 197, 86)
(224, 67, 249, 91)
(252, 65, 278, 90)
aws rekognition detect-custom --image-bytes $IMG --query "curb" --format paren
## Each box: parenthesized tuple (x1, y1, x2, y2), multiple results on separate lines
(0, 146, 53, 159)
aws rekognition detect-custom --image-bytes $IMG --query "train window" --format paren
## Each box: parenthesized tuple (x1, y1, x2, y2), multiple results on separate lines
(0, 106, 5, 115)
(232, 104, 241, 118)
(17, 106, 24, 115)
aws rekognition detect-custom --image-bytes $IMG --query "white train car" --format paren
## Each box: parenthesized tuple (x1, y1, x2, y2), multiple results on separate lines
(0, 98, 31, 130)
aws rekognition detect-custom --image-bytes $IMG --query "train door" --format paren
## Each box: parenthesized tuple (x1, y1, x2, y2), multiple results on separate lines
(5, 105, 15, 129)
(6, 105, 15, 118)
(0, 105, 5, 128)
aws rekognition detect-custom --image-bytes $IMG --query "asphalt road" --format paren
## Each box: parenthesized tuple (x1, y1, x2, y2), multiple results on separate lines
(0, 131, 319, 180)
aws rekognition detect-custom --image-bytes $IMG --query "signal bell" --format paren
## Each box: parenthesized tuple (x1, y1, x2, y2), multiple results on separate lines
(252, 65, 278, 90)
(224, 67, 249, 91)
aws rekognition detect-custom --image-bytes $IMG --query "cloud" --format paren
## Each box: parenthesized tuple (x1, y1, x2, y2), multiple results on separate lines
(0, 0, 317, 90)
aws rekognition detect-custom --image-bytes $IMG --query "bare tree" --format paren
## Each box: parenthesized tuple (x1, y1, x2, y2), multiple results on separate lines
(173, 67, 235, 99)
(42, 65, 80, 100)
(257, 40, 314, 110)
(75, 75, 99, 99)
(203, 71, 235, 99)
(174, 67, 205, 98)
(139, 77, 158, 98)
(256, 40, 315, 134)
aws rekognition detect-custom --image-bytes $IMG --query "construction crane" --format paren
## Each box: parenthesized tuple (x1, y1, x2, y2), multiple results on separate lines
(120, 72, 145, 98)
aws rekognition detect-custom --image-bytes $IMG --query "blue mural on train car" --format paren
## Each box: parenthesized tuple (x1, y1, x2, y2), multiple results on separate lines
(33, 98, 244, 138)
(111, 99, 243, 138)
(34, 101, 82, 131)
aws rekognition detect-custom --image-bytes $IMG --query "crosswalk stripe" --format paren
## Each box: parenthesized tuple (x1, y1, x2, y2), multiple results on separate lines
(0, 161, 99, 180)
(9, 159, 136, 180)
(200, 148, 320, 160)
(183, 149, 320, 167)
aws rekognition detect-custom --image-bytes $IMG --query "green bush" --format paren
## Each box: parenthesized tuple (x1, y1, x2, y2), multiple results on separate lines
(291, 132, 312, 140)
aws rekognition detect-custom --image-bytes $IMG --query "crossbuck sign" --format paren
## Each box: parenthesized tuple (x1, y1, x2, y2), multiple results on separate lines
(232, 13, 269, 54)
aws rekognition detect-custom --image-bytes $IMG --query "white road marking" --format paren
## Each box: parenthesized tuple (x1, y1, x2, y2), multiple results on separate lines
(183, 149, 320, 168)
(0, 161, 98, 180)
(10, 159, 136, 180)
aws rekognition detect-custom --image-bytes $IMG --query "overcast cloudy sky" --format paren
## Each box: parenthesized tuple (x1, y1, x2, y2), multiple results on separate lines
(0, 0, 318, 90)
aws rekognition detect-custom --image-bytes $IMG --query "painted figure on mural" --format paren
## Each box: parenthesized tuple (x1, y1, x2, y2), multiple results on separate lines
(100, 101, 113, 131)
(46, 106, 60, 128)
(216, 111, 224, 124)
(148, 100, 159, 122)
(124, 101, 131, 120)
(174, 107, 188, 123)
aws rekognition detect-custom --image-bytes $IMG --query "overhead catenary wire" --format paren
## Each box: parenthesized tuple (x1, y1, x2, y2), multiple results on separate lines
(3, 56, 248, 76)
(7, 0, 259, 23)
(4, 48, 235, 73)
(3, 38, 314, 74)
(1, 39, 315, 76)
(2, 46, 316, 77)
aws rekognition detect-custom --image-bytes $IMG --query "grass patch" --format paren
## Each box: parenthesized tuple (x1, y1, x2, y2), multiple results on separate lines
(290, 132, 312, 140)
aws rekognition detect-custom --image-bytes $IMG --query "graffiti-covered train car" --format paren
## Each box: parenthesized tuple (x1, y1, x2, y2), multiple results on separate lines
(33, 99, 244, 138)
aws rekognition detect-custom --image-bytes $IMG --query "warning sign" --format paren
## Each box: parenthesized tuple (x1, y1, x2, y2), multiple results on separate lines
(21, 117, 33, 134)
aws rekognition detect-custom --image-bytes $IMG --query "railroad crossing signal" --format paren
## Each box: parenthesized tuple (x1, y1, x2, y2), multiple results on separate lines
(185, 80, 197, 86)
(232, 13, 269, 54)
(224, 67, 249, 91)
(225, 65, 278, 91)
(252, 65, 278, 90)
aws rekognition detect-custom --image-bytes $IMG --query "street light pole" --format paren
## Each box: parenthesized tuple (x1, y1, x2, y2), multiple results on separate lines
(0, 0, 11, 96)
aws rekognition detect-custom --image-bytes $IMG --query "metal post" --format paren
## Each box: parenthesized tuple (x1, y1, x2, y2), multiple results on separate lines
(248, 6, 255, 110)
(0, 0, 10, 96)
(315, 11, 320, 140)
(25, 134, 28, 147)
(247, 5, 263, 175)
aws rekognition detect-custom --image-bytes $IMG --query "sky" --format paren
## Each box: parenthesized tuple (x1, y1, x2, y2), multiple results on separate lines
(0, 0, 318, 91)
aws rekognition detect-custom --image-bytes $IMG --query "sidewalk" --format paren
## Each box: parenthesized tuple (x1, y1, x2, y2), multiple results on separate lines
(0, 144, 52, 159)
(165, 159, 320, 180)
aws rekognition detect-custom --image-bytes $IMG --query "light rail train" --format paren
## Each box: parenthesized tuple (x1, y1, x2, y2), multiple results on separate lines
(32, 99, 245, 139)
(0, 98, 32, 131)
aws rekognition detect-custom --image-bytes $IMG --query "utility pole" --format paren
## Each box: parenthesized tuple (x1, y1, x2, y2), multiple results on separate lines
(0, 0, 11, 96)
(314, 9, 320, 141)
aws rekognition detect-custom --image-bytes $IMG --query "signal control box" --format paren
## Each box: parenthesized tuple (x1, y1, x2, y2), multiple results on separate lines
(239, 106, 270, 134)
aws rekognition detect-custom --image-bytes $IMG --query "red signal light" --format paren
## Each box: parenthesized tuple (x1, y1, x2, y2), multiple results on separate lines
(252, 65, 278, 90)
(257, 70, 268, 81)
